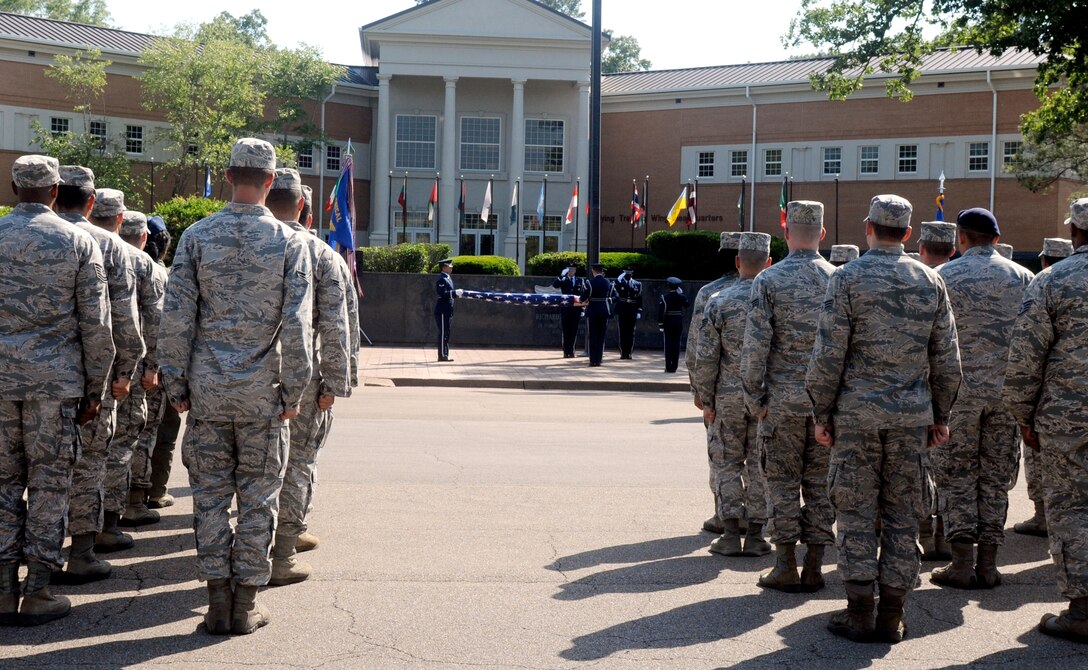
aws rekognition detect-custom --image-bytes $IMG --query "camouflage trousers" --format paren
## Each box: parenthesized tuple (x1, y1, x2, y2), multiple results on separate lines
(707, 410, 767, 524)
(130, 385, 166, 490)
(1040, 432, 1088, 599)
(1024, 441, 1044, 504)
(760, 414, 834, 546)
(276, 383, 333, 538)
(68, 398, 116, 536)
(181, 416, 288, 586)
(0, 399, 79, 569)
(150, 403, 181, 495)
(104, 386, 148, 514)
(829, 426, 931, 591)
(934, 405, 1019, 545)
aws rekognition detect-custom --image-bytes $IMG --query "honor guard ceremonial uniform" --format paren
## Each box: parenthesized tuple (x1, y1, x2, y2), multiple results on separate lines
(613, 269, 643, 359)
(435, 259, 456, 362)
(553, 265, 585, 358)
(658, 277, 688, 373)
(582, 263, 614, 367)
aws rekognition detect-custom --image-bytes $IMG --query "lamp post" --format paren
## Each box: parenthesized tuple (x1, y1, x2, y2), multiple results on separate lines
(148, 157, 155, 210)
(834, 174, 840, 245)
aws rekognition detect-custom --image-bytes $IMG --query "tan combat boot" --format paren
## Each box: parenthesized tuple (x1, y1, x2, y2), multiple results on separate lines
(269, 534, 313, 586)
(918, 516, 938, 560)
(232, 584, 270, 635)
(1013, 500, 1048, 537)
(875, 584, 908, 643)
(709, 519, 743, 556)
(702, 515, 725, 535)
(120, 488, 160, 527)
(0, 561, 19, 626)
(1039, 597, 1088, 643)
(20, 561, 71, 626)
(758, 542, 800, 592)
(146, 487, 175, 509)
(295, 532, 320, 553)
(742, 522, 772, 557)
(204, 578, 233, 635)
(828, 579, 875, 642)
(95, 512, 134, 553)
(932, 516, 952, 560)
(799, 544, 826, 592)
(975, 544, 1002, 589)
(57, 533, 111, 585)
(930, 540, 976, 589)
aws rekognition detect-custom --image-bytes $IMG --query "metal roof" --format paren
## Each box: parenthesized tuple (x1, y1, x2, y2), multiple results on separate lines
(341, 66, 378, 86)
(0, 11, 155, 53)
(601, 48, 1045, 96)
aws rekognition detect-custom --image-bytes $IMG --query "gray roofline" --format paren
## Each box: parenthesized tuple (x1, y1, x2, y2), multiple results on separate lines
(360, 0, 591, 34)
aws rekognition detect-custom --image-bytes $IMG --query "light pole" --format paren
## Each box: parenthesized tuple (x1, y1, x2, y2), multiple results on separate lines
(587, 0, 602, 265)
(834, 174, 840, 245)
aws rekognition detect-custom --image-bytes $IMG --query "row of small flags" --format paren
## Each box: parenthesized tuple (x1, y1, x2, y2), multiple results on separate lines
(397, 178, 589, 228)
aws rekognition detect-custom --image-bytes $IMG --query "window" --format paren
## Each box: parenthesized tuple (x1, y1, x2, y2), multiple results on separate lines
(125, 125, 143, 154)
(764, 149, 782, 177)
(296, 145, 313, 170)
(897, 144, 918, 174)
(698, 151, 715, 178)
(969, 142, 990, 172)
(1003, 141, 1021, 171)
(50, 117, 69, 137)
(730, 150, 748, 178)
(395, 115, 437, 170)
(860, 146, 879, 174)
(822, 147, 841, 175)
(326, 145, 341, 172)
(524, 119, 564, 173)
(89, 120, 106, 148)
(460, 117, 501, 172)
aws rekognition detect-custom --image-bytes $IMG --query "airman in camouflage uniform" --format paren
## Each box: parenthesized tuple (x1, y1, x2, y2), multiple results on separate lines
(930, 208, 1033, 590)
(692, 232, 772, 558)
(829, 244, 858, 267)
(687, 232, 739, 534)
(1004, 199, 1088, 643)
(0, 155, 115, 625)
(807, 195, 962, 643)
(1013, 237, 1075, 538)
(742, 201, 836, 593)
(265, 169, 351, 586)
(918, 221, 957, 268)
(995, 243, 1014, 260)
(53, 170, 143, 583)
(159, 138, 314, 635)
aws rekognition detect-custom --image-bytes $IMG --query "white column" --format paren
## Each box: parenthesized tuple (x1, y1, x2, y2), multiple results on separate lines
(574, 81, 591, 252)
(372, 74, 392, 246)
(440, 76, 458, 245)
(505, 78, 527, 264)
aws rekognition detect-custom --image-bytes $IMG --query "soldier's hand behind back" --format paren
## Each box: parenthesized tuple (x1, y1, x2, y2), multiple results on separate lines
(318, 394, 335, 410)
(280, 405, 301, 421)
(814, 423, 834, 447)
(1019, 424, 1040, 452)
(111, 375, 132, 401)
(77, 397, 101, 425)
(927, 424, 950, 448)
(141, 368, 159, 392)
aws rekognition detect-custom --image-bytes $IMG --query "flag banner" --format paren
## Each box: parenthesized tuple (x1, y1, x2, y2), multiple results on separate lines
(666, 187, 687, 227)
(459, 290, 578, 307)
(565, 183, 579, 225)
(203, 166, 212, 198)
(778, 177, 788, 229)
(935, 170, 947, 221)
(458, 180, 466, 224)
(686, 181, 697, 229)
(536, 181, 546, 223)
(398, 176, 408, 227)
(328, 153, 356, 252)
(480, 180, 493, 224)
(737, 181, 746, 231)
(631, 184, 642, 228)
(427, 179, 438, 222)
(509, 180, 519, 228)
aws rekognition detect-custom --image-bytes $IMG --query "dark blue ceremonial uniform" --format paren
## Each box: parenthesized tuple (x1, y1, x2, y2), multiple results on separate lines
(658, 285, 689, 373)
(552, 272, 585, 358)
(582, 273, 614, 367)
(435, 271, 455, 361)
(613, 274, 643, 359)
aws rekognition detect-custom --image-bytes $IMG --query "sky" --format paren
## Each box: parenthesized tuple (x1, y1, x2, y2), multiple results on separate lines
(103, 0, 810, 69)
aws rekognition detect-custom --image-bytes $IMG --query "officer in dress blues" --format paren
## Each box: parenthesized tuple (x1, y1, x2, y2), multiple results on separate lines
(435, 259, 457, 362)
(581, 263, 614, 367)
(614, 269, 643, 359)
(659, 277, 689, 373)
(553, 264, 585, 358)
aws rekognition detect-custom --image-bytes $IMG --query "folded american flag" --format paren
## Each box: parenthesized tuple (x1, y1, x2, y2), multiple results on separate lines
(459, 290, 578, 307)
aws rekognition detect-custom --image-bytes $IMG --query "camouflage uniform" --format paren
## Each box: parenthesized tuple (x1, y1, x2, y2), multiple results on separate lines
(829, 245, 858, 266)
(130, 259, 169, 492)
(160, 174, 313, 588)
(936, 246, 1032, 546)
(0, 160, 115, 573)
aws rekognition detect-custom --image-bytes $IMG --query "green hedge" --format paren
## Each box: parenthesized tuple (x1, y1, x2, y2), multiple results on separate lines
(152, 195, 227, 265)
(358, 244, 429, 273)
(419, 243, 453, 270)
(527, 251, 671, 278)
(432, 255, 521, 276)
(526, 252, 586, 277)
(645, 229, 789, 276)
(0, 205, 11, 218)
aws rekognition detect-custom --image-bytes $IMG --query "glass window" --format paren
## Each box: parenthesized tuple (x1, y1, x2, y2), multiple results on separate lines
(969, 142, 990, 172)
(50, 117, 69, 136)
(524, 119, 564, 173)
(395, 115, 437, 170)
(326, 145, 341, 172)
(730, 150, 748, 178)
(698, 151, 715, 178)
(297, 145, 313, 170)
(460, 117, 501, 172)
(125, 125, 143, 154)
(822, 147, 841, 176)
(860, 145, 879, 174)
(89, 120, 106, 149)
(764, 149, 782, 177)
(1003, 141, 1021, 172)
(897, 144, 918, 174)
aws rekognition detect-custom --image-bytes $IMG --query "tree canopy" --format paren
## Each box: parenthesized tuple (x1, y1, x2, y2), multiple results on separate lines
(0, 0, 109, 24)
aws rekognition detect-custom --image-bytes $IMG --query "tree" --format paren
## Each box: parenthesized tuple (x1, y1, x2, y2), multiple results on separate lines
(787, 0, 1088, 191)
(0, 0, 109, 24)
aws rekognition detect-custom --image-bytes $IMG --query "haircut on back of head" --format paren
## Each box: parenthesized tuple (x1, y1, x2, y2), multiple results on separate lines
(786, 224, 821, 245)
(145, 229, 172, 262)
(300, 201, 312, 225)
(920, 241, 954, 258)
(265, 189, 302, 219)
(961, 229, 997, 247)
(737, 248, 769, 271)
(16, 185, 55, 205)
(870, 221, 909, 243)
(227, 166, 274, 189)
(55, 184, 95, 210)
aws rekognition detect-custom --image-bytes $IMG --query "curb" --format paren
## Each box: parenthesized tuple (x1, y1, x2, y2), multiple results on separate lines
(364, 377, 690, 393)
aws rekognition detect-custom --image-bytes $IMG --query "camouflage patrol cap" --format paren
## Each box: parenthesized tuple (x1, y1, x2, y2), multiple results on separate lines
(12, 155, 63, 188)
(121, 210, 148, 236)
(1040, 238, 1074, 259)
(738, 232, 771, 254)
(271, 167, 302, 192)
(59, 165, 94, 188)
(302, 185, 313, 209)
(920, 221, 957, 243)
(719, 231, 740, 251)
(995, 243, 1014, 259)
(830, 244, 859, 263)
(865, 194, 912, 229)
(787, 200, 824, 227)
(229, 138, 276, 170)
(1067, 198, 1088, 230)
(91, 188, 125, 218)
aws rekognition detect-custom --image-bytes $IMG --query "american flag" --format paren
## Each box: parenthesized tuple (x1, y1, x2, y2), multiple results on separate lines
(459, 290, 578, 307)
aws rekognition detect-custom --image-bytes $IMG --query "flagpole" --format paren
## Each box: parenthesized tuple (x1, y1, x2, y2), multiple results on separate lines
(489, 175, 495, 255)
(739, 176, 746, 232)
(587, 0, 602, 266)
(630, 179, 636, 250)
(434, 172, 440, 243)
(574, 178, 581, 253)
(458, 175, 464, 255)
(543, 174, 548, 246)
(693, 177, 699, 230)
(402, 172, 408, 244)
(644, 175, 650, 247)
(387, 171, 393, 244)
(515, 178, 521, 267)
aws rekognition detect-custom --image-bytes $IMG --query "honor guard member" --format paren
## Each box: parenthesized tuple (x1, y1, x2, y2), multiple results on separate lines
(995, 243, 1014, 259)
(159, 138, 314, 635)
(265, 169, 351, 585)
(829, 244, 859, 267)
(931, 208, 1032, 591)
(1004, 199, 1088, 643)
(0, 155, 114, 625)
(807, 195, 961, 643)
(1013, 237, 1074, 538)
(553, 264, 585, 358)
(693, 232, 772, 557)
(581, 263, 614, 367)
(435, 259, 457, 362)
(613, 269, 643, 359)
(918, 221, 958, 268)
(658, 277, 689, 373)
(741, 201, 837, 593)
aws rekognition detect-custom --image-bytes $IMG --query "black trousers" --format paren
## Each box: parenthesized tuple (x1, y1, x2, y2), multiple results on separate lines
(663, 320, 682, 372)
(587, 314, 608, 365)
(616, 305, 638, 357)
(559, 306, 581, 356)
(435, 308, 452, 359)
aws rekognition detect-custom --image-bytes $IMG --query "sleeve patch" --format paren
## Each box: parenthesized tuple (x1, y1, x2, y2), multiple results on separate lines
(749, 297, 760, 309)
(822, 298, 835, 311)
(1018, 298, 1035, 316)
(93, 263, 107, 282)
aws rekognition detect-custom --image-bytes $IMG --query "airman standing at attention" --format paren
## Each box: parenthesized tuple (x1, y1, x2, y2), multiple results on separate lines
(918, 221, 958, 268)
(553, 264, 585, 358)
(995, 243, 1014, 259)
(658, 277, 688, 373)
(435, 259, 456, 362)
(829, 244, 858, 267)
(613, 269, 643, 359)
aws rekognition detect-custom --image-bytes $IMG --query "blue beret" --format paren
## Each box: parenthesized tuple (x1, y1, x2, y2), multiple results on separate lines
(957, 208, 1000, 237)
(147, 215, 167, 235)
(666, 276, 682, 287)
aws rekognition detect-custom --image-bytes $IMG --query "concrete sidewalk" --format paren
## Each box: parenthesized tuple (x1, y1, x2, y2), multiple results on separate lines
(361, 345, 692, 392)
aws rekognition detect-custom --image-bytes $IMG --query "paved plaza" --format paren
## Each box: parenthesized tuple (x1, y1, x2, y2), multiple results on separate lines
(1, 349, 1086, 668)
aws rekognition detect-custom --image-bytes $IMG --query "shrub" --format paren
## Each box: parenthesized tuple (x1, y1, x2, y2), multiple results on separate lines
(434, 255, 520, 276)
(0, 205, 11, 218)
(358, 244, 429, 273)
(527, 251, 671, 278)
(152, 195, 227, 265)
(526, 252, 586, 277)
(419, 243, 453, 270)
(770, 236, 787, 263)
(645, 230, 722, 278)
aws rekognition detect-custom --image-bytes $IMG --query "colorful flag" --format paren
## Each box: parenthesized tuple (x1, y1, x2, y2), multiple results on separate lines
(565, 183, 579, 225)
(536, 180, 546, 224)
(631, 182, 643, 227)
(480, 179, 493, 224)
(327, 153, 356, 252)
(778, 177, 788, 229)
(666, 186, 687, 227)
(935, 170, 946, 221)
(398, 175, 408, 227)
(427, 178, 438, 222)
(203, 166, 212, 198)
(509, 180, 519, 228)
(686, 180, 697, 228)
(737, 179, 746, 231)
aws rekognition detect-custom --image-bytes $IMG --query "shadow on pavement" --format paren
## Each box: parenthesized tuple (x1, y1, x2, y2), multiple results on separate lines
(3, 632, 230, 667)
(547, 534, 712, 572)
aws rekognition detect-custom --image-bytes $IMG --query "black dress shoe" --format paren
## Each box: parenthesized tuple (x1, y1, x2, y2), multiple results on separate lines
(437, 357, 453, 362)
